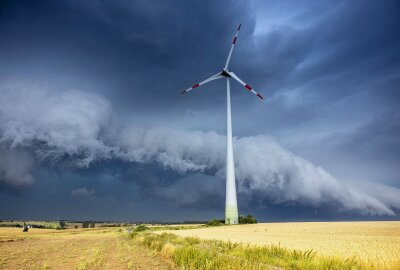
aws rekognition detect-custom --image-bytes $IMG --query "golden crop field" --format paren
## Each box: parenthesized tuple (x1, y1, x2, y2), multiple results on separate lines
(162, 221, 400, 269)
(0, 227, 171, 270)
(1, 222, 399, 269)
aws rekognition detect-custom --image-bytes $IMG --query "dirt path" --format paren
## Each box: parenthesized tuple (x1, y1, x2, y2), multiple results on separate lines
(0, 228, 172, 270)
(102, 234, 172, 270)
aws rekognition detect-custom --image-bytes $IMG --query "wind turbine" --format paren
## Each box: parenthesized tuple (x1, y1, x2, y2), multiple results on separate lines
(179, 24, 263, 224)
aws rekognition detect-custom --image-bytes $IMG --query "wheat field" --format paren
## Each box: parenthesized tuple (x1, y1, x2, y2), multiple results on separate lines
(162, 221, 400, 268)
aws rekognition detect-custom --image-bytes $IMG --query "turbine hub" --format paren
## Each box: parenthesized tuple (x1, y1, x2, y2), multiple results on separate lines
(221, 68, 231, 77)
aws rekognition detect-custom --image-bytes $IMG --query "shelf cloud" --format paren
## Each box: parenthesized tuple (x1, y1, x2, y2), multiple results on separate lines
(1, 82, 398, 215)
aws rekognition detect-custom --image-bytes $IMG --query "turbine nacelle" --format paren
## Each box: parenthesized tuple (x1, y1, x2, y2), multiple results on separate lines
(221, 68, 231, 77)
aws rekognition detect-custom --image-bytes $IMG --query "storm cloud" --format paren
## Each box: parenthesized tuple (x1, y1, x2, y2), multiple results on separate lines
(0, 148, 34, 187)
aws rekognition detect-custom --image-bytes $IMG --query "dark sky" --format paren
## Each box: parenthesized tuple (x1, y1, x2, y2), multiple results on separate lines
(0, 0, 399, 222)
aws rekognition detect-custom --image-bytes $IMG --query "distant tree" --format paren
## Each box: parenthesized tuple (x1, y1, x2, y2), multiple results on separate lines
(59, 221, 66, 229)
(239, 214, 257, 224)
(82, 221, 90, 228)
(90, 221, 95, 228)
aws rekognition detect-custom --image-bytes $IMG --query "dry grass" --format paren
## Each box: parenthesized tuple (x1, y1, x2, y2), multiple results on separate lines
(160, 221, 400, 269)
(0, 227, 172, 270)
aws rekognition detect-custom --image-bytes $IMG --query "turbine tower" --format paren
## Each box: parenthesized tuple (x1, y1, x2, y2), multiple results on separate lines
(180, 24, 263, 224)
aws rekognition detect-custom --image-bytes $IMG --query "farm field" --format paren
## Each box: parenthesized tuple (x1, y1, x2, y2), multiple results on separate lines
(0, 227, 172, 270)
(161, 221, 400, 268)
(1, 222, 399, 269)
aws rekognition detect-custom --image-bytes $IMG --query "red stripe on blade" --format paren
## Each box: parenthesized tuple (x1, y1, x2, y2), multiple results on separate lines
(192, 83, 200, 88)
(257, 93, 264, 99)
(245, 84, 252, 90)
(233, 37, 237, 44)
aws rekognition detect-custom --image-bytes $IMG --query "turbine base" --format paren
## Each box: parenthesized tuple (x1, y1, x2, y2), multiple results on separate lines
(225, 204, 239, 224)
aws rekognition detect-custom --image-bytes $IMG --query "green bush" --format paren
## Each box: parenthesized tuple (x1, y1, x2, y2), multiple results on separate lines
(134, 225, 149, 232)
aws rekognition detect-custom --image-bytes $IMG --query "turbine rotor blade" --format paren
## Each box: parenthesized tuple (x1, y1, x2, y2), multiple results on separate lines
(179, 72, 224, 95)
(225, 23, 241, 69)
(227, 71, 264, 100)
